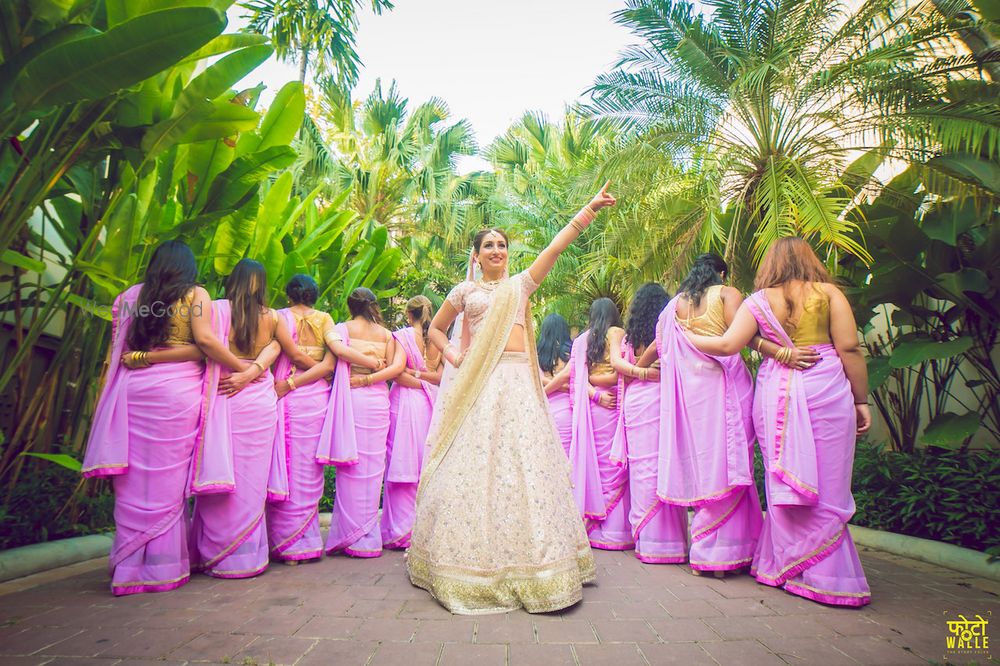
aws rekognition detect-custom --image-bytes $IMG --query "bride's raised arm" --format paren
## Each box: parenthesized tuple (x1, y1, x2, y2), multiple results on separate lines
(526, 181, 616, 285)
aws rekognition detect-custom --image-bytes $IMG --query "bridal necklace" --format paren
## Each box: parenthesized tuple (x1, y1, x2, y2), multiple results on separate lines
(477, 277, 503, 291)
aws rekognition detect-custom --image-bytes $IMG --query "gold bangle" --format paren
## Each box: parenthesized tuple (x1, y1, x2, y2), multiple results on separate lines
(570, 219, 586, 234)
(139, 351, 151, 367)
(287, 377, 296, 390)
(754, 338, 764, 353)
(365, 375, 372, 387)
(252, 360, 265, 374)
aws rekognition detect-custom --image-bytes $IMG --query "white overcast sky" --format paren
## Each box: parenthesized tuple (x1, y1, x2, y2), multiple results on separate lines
(230, 1, 639, 172)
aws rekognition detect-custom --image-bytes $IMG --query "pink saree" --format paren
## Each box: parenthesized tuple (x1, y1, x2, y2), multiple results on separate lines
(655, 298, 762, 571)
(323, 324, 390, 558)
(265, 308, 328, 562)
(546, 383, 573, 457)
(190, 300, 284, 579)
(745, 292, 870, 606)
(382, 327, 438, 549)
(568, 331, 633, 550)
(83, 284, 205, 595)
(610, 339, 688, 564)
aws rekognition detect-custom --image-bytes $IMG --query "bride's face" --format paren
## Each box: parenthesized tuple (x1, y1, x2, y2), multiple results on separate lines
(476, 232, 508, 275)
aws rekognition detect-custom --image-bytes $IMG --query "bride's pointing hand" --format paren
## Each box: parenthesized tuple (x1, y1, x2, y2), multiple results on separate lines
(589, 180, 616, 212)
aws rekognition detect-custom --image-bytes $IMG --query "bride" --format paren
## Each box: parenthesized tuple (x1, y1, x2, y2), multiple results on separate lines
(406, 182, 617, 614)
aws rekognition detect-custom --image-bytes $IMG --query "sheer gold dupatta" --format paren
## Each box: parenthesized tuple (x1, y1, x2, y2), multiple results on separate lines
(417, 278, 518, 497)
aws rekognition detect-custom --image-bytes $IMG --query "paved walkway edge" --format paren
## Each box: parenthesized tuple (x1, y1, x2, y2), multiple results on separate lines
(849, 523, 1000, 581)
(0, 533, 113, 583)
(0, 514, 335, 584)
(1, 519, 995, 585)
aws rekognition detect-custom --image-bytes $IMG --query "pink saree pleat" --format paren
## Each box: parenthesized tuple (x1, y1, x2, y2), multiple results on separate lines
(110, 360, 204, 595)
(192, 374, 278, 578)
(654, 299, 762, 571)
(382, 328, 437, 549)
(745, 292, 870, 606)
(546, 391, 573, 457)
(620, 375, 688, 564)
(326, 382, 390, 557)
(267, 381, 328, 561)
(266, 309, 327, 561)
(568, 331, 632, 550)
(190, 300, 278, 579)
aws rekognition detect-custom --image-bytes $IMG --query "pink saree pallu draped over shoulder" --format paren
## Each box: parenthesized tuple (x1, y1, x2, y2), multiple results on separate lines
(83, 284, 206, 595)
(744, 291, 870, 606)
(610, 338, 688, 564)
(655, 298, 763, 571)
(265, 308, 328, 562)
(569, 332, 633, 550)
(322, 324, 390, 558)
(190, 300, 285, 579)
(383, 327, 437, 549)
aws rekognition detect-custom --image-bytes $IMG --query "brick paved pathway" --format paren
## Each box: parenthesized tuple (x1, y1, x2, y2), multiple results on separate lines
(1, 546, 996, 665)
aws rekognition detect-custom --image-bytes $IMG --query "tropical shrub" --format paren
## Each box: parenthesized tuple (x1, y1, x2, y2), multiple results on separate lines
(852, 441, 1000, 555)
(842, 161, 999, 453)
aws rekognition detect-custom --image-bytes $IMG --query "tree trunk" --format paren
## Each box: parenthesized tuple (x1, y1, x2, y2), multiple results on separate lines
(299, 44, 309, 83)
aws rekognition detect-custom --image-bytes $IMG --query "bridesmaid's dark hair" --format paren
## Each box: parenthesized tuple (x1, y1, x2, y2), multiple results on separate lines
(127, 240, 198, 351)
(625, 283, 670, 351)
(586, 298, 622, 366)
(537, 313, 571, 373)
(285, 273, 318, 306)
(348, 287, 384, 326)
(406, 295, 433, 341)
(678, 252, 727, 307)
(226, 259, 268, 354)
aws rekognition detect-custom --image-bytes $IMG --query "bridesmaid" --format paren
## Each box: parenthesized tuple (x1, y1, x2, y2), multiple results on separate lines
(636, 254, 765, 575)
(83, 240, 247, 595)
(323, 287, 405, 558)
(538, 313, 573, 456)
(567, 298, 633, 550)
(383, 295, 442, 549)
(190, 259, 283, 579)
(610, 283, 689, 564)
(267, 274, 381, 563)
(687, 238, 872, 606)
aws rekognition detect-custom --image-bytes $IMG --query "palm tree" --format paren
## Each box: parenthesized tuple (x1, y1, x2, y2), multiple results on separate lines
(587, 0, 996, 283)
(305, 79, 480, 276)
(240, 0, 393, 84)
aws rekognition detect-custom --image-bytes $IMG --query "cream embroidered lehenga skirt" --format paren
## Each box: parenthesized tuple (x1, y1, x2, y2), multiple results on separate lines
(407, 351, 596, 614)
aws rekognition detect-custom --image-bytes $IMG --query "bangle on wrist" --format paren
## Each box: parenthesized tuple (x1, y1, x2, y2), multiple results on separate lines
(252, 360, 265, 374)
(754, 338, 764, 353)
(414, 370, 422, 380)
(854, 400, 868, 405)
(287, 377, 297, 390)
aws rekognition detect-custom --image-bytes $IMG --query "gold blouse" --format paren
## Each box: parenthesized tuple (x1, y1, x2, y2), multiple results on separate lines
(229, 309, 277, 359)
(789, 289, 832, 346)
(589, 335, 615, 376)
(349, 338, 388, 376)
(294, 310, 335, 361)
(164, 289, 196, 346)
(678, 284, 727, 336)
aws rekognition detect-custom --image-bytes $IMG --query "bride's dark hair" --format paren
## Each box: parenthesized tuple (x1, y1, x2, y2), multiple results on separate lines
(473, 228, 509, 252)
